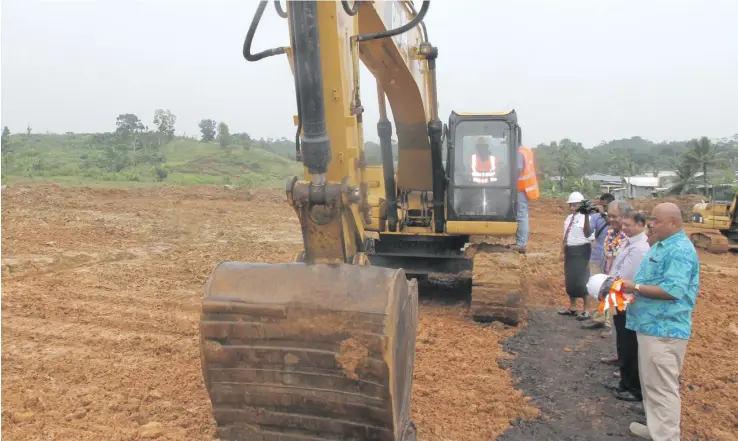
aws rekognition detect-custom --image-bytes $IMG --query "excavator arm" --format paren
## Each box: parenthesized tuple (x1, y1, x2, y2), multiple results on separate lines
(199, 2, 437, 439)
(282, 0, 444, 265)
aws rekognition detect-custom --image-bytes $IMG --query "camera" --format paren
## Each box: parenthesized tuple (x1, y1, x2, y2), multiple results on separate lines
(577, 199, 599, 215)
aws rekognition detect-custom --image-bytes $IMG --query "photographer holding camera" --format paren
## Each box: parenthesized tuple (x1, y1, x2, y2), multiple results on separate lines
(558, 191, 596, 318)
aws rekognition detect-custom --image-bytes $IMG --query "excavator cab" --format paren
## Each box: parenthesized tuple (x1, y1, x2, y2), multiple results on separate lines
(446, 110, 521, 221)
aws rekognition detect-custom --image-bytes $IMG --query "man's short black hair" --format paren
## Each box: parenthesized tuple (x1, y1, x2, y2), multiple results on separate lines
(599, 193, 615, 204)
(626, 210, 648, 226)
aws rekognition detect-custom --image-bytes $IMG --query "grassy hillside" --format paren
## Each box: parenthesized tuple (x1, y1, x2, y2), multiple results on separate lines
(1, 133, 303, 187)
(4, 129, 735, 197)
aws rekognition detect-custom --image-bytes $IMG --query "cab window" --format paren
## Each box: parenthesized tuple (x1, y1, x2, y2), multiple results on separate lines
(453, 121, 511, 187)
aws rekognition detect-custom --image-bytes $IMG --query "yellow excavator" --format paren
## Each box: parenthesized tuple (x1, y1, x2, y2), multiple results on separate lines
(688, 184, 738, 253)
(199, 1, 529, 439)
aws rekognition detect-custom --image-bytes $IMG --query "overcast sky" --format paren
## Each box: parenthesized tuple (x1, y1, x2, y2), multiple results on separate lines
(2, 0, 737, 147)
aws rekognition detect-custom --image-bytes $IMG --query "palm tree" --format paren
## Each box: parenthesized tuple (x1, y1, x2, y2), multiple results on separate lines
(668, 156, 697, 195)
(554, 140, 581, 190)
(684, 136, 725, 189)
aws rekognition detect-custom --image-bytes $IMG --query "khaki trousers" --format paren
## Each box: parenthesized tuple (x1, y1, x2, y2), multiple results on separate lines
(588, 262, 611, 328)
(637, 333, 689, 441)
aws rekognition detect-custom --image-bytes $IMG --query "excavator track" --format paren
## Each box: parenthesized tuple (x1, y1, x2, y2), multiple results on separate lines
(199, 261, 419, 441)
(689, 231, 734, 254)
(467, 243, 529, 326)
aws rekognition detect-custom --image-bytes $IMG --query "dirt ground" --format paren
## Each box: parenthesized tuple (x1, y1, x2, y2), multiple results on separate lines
(496, 308, 648, 441)
(1, 185, 736, 441)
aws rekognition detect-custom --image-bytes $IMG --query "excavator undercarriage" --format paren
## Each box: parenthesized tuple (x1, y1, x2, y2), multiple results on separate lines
(365, 234, 527, 325)
(689, 231, 736, 254)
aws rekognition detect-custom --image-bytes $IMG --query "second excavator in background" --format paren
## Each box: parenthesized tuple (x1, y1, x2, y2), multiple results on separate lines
(689, 184, 738, 253)
(198, 1, 533, 439)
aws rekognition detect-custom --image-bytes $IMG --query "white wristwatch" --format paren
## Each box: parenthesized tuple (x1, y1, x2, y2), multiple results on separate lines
(634, 283, 641, 293)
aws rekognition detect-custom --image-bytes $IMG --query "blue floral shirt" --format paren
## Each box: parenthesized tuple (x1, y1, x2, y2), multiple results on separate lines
(626, 230, 700, 339)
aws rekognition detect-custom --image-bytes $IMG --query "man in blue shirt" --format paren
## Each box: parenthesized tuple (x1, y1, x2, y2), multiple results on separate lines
(511, 149, 528, 252)
(620, 202, 700, 441)
(589, 193, 615, 276)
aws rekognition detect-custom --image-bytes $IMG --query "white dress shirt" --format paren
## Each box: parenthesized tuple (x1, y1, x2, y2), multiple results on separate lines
(564, 213, 595, 246)
(609, 231, 650, 279)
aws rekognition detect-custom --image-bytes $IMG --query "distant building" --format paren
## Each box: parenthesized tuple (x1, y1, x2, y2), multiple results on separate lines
(586, 171, 686, 199)
(584, 174, 623, 194)
(549, 169, 737, 199)
(622, 176, 660, 198)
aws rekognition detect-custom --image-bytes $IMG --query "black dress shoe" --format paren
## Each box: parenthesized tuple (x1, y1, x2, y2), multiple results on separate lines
(582, 321, 606, 329)
(604, 382, 626, 393)
(614, 389, 642, 402)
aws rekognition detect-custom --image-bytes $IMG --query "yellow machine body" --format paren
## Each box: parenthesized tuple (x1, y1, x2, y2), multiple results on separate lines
(199, 2, 530, 439)
(688, 186, 738, 253)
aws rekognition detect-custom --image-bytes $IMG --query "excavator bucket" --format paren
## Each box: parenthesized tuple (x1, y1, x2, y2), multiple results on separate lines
(199, 261, 419, 441)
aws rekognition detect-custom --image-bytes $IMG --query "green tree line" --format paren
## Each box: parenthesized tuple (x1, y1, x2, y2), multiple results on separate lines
(531, 135, 738, 197)
(2, 110, 735, 196)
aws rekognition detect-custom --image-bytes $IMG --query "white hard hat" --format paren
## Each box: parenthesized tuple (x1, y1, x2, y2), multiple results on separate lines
(586, 273, 609, 299)
(567, 191, 584, 204)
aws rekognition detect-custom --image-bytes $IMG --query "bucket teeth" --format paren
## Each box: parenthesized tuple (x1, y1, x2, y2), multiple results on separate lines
(199, 262, 419, 441)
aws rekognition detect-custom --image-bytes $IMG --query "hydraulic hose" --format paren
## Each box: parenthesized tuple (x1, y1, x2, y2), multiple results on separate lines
(356, 0, 429, 42)
(289, 3, 303, 161)
(341, 0, 358, 16)
(405, 1, 428, 42)
(243, 0, 287, 62)
(289, 0, 331, 175)
(274, 1, 287, 18)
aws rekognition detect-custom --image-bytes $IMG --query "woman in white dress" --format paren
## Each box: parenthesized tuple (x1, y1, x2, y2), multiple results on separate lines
(558, 191, 595, 318)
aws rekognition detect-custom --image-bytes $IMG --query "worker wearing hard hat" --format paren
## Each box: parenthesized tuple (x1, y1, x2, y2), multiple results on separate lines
(558, 191, 595, 318)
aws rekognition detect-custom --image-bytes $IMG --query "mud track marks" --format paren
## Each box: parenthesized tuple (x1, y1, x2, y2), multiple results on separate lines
(2, 245, 172, 282)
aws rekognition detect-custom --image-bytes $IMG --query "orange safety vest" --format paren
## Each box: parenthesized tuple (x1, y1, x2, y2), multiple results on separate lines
(471, 154, 497, 183)
(517, 146, 540, 200)
(597, 278, 635, 313)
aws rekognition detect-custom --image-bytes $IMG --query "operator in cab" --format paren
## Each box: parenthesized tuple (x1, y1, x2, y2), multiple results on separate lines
(470, 141, 497, 184)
